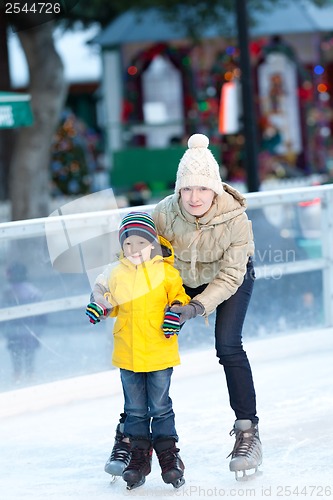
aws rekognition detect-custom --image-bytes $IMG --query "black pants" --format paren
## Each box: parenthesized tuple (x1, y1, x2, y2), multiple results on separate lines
(184, 258, 258, 424)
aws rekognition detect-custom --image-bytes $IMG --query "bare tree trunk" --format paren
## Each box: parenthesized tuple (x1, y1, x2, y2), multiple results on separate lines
(10, 22, 67, 221)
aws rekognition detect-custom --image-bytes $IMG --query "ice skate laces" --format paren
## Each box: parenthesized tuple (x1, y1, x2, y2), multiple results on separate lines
(227, 426, 258, 459)
(126, 448, 151, 471)
(110, 440, 130, 463)
(158, 447, 181, 473)
(109, 427, 130, 463)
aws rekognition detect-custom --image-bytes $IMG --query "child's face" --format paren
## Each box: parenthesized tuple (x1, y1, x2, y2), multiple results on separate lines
(123, 235, 154, 264)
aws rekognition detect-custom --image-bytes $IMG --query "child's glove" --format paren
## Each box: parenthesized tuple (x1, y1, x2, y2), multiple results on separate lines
(162, 308, 181, 338)
(170, 300, 205, 324)
(85, 302, 109, 324)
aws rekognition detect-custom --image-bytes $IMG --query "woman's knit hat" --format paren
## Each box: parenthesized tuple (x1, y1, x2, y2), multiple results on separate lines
(175, 134, 224, 195)
(119, 211, 158, 248)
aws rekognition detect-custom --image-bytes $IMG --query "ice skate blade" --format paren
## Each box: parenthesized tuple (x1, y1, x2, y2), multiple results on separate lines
(126, 476, 146, 490)
(234, 468, 262, 482)
(172, 477, 185, 489)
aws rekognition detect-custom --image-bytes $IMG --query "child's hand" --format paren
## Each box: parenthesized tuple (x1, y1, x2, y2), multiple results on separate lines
(162, 308, 181, 338)
(85, 302, 109, 324)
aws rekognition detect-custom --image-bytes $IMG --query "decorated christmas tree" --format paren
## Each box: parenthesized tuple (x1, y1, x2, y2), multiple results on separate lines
(50, 110, 100, 196)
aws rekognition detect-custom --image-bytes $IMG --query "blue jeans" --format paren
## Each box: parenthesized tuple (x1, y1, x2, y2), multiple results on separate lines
(185, 258, 258, 424)
(120, 368, 178, 442)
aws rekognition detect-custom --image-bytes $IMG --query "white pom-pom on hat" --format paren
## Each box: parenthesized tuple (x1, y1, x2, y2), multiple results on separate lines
(187, 134, 209, 149)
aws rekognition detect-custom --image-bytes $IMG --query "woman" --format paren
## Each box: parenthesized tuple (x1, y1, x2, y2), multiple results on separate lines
(96, 134, 262, 481)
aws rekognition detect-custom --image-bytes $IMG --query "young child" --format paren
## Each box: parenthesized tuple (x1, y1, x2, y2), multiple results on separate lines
(86, 211, 190, 490)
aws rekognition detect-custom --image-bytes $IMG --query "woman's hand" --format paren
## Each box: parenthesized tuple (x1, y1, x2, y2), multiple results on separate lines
(170, 300, 205, 324)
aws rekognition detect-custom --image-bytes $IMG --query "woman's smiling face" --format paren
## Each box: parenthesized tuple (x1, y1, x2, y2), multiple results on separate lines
(180, 186, 215, 217)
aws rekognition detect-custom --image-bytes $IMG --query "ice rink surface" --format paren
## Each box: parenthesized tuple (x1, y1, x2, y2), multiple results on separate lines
(1, 327, 333, 499)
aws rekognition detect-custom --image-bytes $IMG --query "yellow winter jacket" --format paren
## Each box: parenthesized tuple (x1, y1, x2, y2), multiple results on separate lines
(105, 237, 190, 372)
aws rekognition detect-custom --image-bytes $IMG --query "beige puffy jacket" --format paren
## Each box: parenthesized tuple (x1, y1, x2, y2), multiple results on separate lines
(152, 183, 254, 315)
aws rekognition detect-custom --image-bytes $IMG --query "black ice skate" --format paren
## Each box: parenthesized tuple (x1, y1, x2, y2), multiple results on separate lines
(122, 439, 153, 490)
(154, 438, 185, 489)
(104, 416, 131, 481)
(228, 419, 262, 481)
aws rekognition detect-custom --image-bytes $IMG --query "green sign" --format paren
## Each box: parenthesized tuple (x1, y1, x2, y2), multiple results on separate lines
(0, 91, 34, 129)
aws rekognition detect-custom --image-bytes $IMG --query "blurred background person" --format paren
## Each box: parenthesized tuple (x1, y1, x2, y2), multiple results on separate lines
(3, 262, 46, 384)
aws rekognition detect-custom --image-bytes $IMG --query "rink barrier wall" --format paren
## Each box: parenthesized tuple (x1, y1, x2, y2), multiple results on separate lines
(0, 184, 333, 327)
(2, 326, 333, 417)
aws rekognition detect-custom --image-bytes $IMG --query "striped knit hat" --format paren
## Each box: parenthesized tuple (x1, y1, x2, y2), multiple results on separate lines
(119, 211, 158, 248)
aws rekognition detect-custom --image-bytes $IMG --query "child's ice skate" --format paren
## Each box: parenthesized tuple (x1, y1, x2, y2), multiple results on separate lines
(228, 420, 262, 481)
(155, 438, 185, 489)
(122, 439, 153, 490)
(104, 418, 131, 482)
